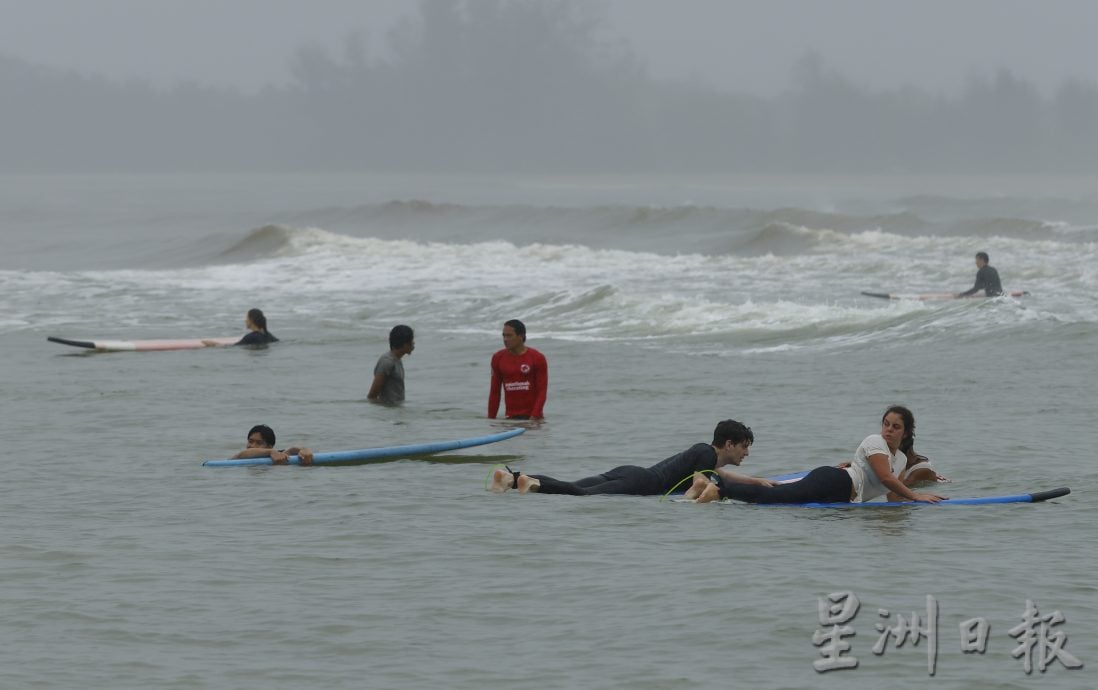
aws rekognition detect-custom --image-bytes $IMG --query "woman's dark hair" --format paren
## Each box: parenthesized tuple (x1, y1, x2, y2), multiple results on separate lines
(248, 424, 276, 447)
(504, 319, 527, 340)
(883, 405, 915, 450)
(247, 308, 269, 333)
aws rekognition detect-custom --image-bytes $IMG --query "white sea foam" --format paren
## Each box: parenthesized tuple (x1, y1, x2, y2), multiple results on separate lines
(8, 221, 1094, 349)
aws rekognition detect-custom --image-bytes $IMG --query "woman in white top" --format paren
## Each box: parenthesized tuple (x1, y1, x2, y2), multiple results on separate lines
(690, 406, 945, 504)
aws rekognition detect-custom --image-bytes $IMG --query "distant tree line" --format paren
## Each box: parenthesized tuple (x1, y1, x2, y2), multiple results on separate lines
(2, 0, 1096, 173)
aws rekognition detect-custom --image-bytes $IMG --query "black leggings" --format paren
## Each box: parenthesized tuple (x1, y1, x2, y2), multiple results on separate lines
(718, 466, 853, 504)
(531, 465, 662, 496)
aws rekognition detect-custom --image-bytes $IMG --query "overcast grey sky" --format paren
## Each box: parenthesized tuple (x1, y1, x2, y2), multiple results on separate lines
(2, 0, 1096, 95)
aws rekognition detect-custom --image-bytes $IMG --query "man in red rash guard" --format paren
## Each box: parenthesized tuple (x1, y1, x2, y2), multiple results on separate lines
(488, 319, 548, 420)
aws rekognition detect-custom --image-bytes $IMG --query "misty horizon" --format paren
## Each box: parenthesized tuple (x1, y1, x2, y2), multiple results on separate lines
(3, 1, 1097, 174)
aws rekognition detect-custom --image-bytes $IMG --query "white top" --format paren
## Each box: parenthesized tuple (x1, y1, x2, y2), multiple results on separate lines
(844, 434, 906, 502)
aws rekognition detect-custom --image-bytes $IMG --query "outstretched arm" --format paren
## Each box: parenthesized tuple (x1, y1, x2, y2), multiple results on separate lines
(233, 448, 276, 459)
(231, 447, 313, 464)
(957, 271, 985, 298)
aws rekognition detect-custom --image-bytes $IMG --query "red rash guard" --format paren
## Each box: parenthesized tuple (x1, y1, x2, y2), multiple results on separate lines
(488, 347, 548, 419)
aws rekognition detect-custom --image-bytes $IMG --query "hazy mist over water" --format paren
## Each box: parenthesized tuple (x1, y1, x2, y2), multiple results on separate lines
(2, 0, 1097, 173)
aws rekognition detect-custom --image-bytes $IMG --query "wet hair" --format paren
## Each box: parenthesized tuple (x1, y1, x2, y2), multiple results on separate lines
(975, 252, 989, 263)
(712, 419, 754, 447)
(248, 424, 276, 447)
(504, 319, 527, 341)
(389, 324, 414, 350)
(883, 405, 915, 450)
(247, 308, 269, 333)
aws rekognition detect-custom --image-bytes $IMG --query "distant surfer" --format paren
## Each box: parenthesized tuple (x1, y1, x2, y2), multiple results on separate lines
(488, 319, 548, 420)
(488, 419, 770, 496)
(235, 308, 279, 345)
(368, 325, 415, 405)
(233, 424, 314, 465)
(687, 407, 945, 505)
(956, 252, 1003, 297)
(203, 308, 278, 347)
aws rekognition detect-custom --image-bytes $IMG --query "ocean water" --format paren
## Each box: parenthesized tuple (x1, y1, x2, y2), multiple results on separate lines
(1, 173, 1096, 688)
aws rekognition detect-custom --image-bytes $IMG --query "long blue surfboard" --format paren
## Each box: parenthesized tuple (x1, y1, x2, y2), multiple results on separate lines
(679, 470, 1069, 506)
(756, 487, 1070, 508)
(203, 427, 525, 467)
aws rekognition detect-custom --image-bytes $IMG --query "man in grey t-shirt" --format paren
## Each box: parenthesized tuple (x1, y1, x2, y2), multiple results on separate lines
(368, 325, 414, 404)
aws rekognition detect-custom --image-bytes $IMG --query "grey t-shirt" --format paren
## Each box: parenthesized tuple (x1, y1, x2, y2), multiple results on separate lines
(372, 351, 405, 404)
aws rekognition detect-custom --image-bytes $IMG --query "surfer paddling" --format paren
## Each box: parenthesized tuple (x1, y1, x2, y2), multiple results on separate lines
(232, 424, 314, 465)
(688, 406, 946, 505)
(489, 419, 770, 496)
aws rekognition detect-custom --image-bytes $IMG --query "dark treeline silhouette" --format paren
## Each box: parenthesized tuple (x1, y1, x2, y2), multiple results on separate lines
(3, 0, 1097, 173)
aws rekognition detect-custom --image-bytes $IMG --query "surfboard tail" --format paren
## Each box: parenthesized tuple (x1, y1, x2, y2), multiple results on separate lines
(47, 336, 96, 349)
(1028, 487, 1070, 502)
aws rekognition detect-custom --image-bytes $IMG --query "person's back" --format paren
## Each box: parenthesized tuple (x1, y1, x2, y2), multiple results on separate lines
(646, 443, 718, 492)
(974, 264, 1003, 296)
(238, 330, 278, 346)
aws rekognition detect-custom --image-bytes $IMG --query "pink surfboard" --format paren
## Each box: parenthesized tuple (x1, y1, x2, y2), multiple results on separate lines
(47, 336, 241, 352)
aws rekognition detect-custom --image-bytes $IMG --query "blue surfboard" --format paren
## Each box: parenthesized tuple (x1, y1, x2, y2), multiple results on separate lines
(676, 470, 1068, 506)
(755, 487, 1070, 508)
(203, 427, 525, 467)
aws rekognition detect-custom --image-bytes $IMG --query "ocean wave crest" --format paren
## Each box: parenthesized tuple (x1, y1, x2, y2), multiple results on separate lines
(217, 224, 298, 262)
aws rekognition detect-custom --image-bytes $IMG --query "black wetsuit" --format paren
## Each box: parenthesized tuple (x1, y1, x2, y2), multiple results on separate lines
(531, 443, 718, 496)
(718, 466, 853, 504)
(237, 331, 279, 346)
(959, 265, 1003, 297)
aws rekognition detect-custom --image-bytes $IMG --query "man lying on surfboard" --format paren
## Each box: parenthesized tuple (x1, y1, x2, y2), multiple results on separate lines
(489, 419, 772, 496)
(233, 424, 315, 465)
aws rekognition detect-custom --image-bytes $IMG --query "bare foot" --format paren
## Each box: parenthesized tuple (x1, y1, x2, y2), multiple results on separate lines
(684, 473, 713, 500)
(517, 475, 541, 494)
(695, 482, 722, 504)
(489, 468, 515, 493)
